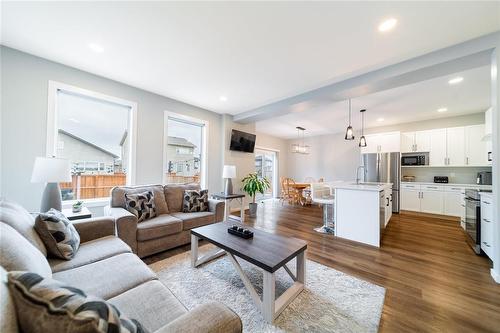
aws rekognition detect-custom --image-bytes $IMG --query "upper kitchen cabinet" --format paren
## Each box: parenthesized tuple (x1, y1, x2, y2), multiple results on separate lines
(465, 124, 488, 166)
(429, 128, 447, 166)
(446, 127, 466, 166)
(361, 132, 400, 154)
(401, 131, 431, 153)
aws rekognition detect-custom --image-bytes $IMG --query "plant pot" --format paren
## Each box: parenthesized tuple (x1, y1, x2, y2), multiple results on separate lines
(249, 202, 258, 217)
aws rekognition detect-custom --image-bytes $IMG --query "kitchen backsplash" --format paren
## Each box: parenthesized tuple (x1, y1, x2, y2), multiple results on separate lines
(401, 166, 492, 184)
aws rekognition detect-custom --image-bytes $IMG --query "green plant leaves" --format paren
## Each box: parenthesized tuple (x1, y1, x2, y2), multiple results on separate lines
(241, 172, 271, 203)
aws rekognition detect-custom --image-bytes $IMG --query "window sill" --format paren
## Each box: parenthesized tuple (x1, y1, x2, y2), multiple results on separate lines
(62, 197, 109, 209)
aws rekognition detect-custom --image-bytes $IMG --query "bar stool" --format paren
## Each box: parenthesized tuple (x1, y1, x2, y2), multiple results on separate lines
(310, 183, 335, 234)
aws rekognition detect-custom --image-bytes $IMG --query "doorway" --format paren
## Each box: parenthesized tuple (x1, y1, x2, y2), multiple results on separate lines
(254, 148, 277, 200)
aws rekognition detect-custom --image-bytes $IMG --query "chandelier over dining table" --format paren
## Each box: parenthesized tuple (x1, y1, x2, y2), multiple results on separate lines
(291, 126, 310, 154)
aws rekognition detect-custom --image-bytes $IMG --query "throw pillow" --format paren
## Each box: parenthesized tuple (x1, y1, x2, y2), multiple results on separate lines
(125, 191, 156, 223)
(7, 271, 148, 333)
(183, 189, 209, 213)
(35, 209, 80, 260)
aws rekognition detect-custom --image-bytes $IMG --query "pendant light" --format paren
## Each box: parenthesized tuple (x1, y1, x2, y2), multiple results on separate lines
(344, 99, 355, 140)
(291, 126, 310, 154)
(359, 109, 367, 147)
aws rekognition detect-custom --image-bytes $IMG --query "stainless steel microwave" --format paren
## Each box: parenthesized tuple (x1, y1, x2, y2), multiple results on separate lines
(401, 155, 426, 166)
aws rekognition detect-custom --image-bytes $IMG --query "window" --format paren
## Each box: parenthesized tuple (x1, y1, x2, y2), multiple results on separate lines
(255, 148, 277, 199)
(164, 113, 207, 187)
(47, 81, 137, 201)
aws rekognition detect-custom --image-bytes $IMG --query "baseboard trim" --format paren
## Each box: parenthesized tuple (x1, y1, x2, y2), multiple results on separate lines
(491, 269, 500, 284)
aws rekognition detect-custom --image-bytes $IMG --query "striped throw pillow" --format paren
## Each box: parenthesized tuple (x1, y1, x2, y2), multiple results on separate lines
(7, 271, 148, 333)
(35, 209, 80, 260)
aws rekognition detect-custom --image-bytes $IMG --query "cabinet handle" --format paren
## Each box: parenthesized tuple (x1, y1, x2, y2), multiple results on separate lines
(387, 197, 389, 207)
(390, 193, 393, 202)
(451, 188, 461, 190)
(461, 204, 465, 207)
(482, 201, 491, 205)
(482, 242, 491, 248)
(483, 218, 491, 223)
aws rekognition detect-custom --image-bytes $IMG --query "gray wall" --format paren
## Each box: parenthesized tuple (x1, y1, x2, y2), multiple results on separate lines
(1, 46, 224, 211)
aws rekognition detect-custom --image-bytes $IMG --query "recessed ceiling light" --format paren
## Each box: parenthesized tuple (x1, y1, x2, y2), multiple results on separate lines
(378, 18, 397, 32)
(448, 77, 463, 85)
(219, 96, 228, 102)
(437, 107, 448, 113)
(377, 118, 385, 122)
(88, 43, 104, 53)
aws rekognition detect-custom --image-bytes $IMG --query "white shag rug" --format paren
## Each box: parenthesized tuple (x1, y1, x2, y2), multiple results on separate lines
(149, 245, 385, 333)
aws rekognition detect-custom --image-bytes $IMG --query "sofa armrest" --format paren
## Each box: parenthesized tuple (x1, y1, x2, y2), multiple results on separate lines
(73, 217, 115, 243)
(154, 302, 242, 333)
(208, 199, 225, 222)
(105, 206, 138, 253)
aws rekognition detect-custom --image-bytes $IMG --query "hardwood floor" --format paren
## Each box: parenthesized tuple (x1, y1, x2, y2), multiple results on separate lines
(145, 201, 500, 332)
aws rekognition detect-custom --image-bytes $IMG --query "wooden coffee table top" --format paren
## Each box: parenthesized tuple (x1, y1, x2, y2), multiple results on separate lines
(191, 222, 307, 273)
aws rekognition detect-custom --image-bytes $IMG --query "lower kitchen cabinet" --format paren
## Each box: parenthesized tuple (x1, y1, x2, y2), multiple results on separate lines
(480, 194, 494, 259)
(401, 187, 420, 211)
(420, 190, 444, 214)
(443, 189, 464, 217)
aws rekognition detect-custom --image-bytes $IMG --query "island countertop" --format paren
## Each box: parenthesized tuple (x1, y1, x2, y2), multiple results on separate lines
(325, 181, 393, 192)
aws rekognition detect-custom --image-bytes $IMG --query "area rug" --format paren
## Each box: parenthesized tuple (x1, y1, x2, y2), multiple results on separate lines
(149, 245, 385, 333)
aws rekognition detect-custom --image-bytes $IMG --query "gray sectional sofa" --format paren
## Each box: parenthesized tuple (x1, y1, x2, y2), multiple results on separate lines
(107, 184, 225, 258)
(0, 200, 241, 333)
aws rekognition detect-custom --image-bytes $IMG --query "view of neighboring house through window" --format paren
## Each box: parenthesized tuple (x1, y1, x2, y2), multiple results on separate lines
(165, 116, 204, 185)
(54, 88, 133, 200)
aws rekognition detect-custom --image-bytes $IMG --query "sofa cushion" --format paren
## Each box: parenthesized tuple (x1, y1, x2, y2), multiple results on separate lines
(0, 267, 19, 333)
(35, 209, 80, 260)
(172, 211, 216, 230)
(182, 189, 209, 213)
(49, 236, 132, 273)
(0, 199, 47, 256)
(136, 215, 183, 241)
(125, 191, 157, 223)
(53, 253, 157, 300)
(111, 185, 169, 215)
(109, 280, 187, 332)
(164, 184, 200, 213)
(0, 223, 52, 278)
(7, 271, 148, 333)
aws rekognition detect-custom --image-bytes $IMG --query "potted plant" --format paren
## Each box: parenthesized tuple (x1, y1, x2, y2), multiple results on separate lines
(72, 201, 84, 213)
(241, 172, 271, 217)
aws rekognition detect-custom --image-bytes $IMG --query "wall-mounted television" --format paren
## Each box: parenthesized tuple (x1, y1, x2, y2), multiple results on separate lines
(230, 129, 256, 153)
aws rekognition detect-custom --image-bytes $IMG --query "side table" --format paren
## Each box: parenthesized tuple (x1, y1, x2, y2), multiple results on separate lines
(211, 193, 245, 222)
(62, 207, 92, 221)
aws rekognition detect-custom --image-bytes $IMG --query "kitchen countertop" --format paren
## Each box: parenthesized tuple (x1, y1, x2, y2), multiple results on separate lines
(401, 181, 493, 190)
(326, 181, 393, 192)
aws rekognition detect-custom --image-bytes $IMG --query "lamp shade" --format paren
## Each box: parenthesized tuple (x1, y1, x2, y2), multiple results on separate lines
(222, 165, 236, 179)
(31, 157, 71, 183)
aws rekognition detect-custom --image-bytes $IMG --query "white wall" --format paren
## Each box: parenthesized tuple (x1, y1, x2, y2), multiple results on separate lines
(0, 46, 224, 211)
(256, 131, 288, 194)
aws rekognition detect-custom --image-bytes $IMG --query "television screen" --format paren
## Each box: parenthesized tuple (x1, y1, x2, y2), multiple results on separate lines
(230, 129, 256, 153)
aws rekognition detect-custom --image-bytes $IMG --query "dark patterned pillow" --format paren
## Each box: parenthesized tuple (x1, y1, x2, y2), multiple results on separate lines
(125, 191, 156, 223)
(7, 271, 148, 333)
(35, 209, 80, 260)
(183, 189, 209, 213)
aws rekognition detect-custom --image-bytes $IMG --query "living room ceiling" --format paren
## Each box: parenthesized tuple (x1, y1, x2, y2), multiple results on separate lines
(1, 2, 499, 115)
(255, 65, 491, 139)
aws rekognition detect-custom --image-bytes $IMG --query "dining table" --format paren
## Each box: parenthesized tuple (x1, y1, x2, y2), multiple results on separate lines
(287, 182, 312, 205)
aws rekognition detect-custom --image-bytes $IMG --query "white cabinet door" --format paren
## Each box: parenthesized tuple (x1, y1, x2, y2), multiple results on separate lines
(420, 190, 444, 214)
(384, 188, 393, 226)
(401, 189, 420, 212)
(480, 197, 493, 258)
(360, 134, 380, 154)
(465, 124, 488, 166)
(401, 132, 415, 153)
(379, 132, 401, 152)
(429, 129, 447, 166)
(415, 130, 431, 152)
(444, 191, 463, 217)
(446, 127, 465, 166)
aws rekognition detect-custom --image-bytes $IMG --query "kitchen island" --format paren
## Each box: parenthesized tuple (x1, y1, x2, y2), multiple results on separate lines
(325, 182, 392, 247)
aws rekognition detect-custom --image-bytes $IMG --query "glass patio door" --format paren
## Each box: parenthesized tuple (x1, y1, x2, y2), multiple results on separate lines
(255, 149, 276, 200)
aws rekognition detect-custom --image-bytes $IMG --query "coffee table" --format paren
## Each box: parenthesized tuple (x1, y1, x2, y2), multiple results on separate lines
(190, 222, 307, 323)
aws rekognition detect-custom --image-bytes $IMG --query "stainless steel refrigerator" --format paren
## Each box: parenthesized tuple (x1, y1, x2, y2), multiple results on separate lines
(362, 152, 400, 213)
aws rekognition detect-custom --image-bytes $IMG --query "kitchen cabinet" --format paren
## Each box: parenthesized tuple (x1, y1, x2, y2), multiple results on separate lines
(480, 194, 493, 259)
(420, 185, 444, 214)
(443, 187, 464, 217)
(446, 127, 465, 166)
(401, 131, 431, 153)
(465, 124, 488, 166)
(384, 188, 393, 226)
(401, 184, 421, 211)
(361, 132, 400, 154)
(429, 129, 447, 166)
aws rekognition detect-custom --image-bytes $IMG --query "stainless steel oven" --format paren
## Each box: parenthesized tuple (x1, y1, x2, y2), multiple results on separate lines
(465, 189, 481, 254)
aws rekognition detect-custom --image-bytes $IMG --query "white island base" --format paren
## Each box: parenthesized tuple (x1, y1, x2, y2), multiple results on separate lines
(334, 187, 385, 247)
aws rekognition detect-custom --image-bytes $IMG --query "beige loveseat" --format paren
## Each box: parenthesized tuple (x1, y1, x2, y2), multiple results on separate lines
(107, 184, 224, 258)
(0, 200, 241, 333)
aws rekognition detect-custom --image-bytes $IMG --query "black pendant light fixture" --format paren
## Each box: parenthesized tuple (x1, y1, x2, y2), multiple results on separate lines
(359, 109, 367, 147)
(344, 99, 355, 140)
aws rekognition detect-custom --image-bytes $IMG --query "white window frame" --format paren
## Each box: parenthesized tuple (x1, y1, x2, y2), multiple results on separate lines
(255, 146, 280, 199)
(163, 111, 208, 189)
(47, 81, 138, 203)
